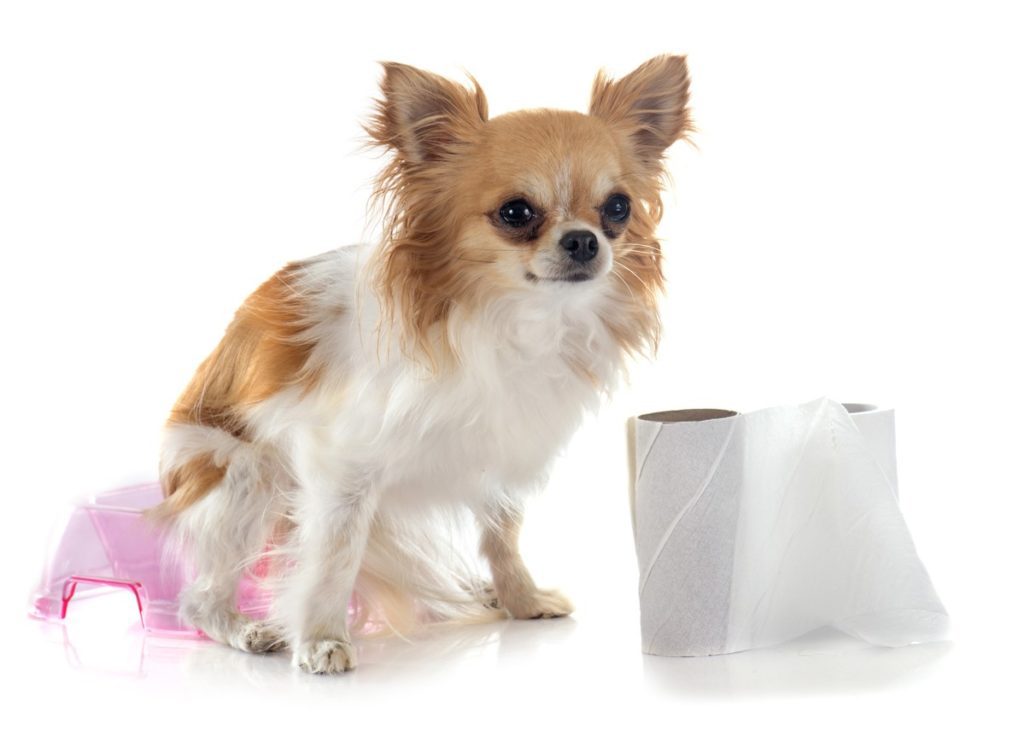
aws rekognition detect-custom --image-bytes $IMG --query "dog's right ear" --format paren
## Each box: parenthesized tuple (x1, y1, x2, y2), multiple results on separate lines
(368, 62, 489, 165)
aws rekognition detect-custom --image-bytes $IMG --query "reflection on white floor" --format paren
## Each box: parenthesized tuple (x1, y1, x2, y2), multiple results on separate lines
(643, 628, 951, 698)
(33, 589, 951, 699)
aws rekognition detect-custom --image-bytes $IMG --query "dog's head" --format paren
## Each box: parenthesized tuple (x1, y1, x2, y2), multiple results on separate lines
(366, 55, 692, 365)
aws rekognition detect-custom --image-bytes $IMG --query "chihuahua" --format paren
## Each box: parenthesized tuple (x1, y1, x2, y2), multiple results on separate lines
(153, 55, 692, 673)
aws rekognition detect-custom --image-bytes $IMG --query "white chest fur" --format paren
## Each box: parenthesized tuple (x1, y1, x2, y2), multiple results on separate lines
(353, 293, 617, 505)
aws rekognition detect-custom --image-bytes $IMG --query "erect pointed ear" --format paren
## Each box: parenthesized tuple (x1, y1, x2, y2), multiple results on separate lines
(367, 62, 489, 164)
(589, 55, 692, 164)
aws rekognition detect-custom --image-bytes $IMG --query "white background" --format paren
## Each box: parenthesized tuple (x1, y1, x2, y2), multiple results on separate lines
(2, 0, 1022, 743)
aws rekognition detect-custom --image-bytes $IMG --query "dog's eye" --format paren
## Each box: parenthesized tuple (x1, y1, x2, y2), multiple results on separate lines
(602, 194, 631, 223)
(498, 199, 536, 228)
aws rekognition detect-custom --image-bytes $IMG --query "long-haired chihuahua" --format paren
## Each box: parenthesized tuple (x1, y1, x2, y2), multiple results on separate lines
(153, 54, 692, 673)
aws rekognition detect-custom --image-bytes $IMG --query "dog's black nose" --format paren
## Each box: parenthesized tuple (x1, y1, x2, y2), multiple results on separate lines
(559, 230, 599, 263)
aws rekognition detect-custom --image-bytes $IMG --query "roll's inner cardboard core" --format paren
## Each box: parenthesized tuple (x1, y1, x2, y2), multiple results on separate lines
(638, 408, 738, 423)
(641, 403, 879, 423)
(842, 403, 878, 414)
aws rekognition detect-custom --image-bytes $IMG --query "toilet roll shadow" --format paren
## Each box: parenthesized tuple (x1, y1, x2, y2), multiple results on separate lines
(642, 626, 951, 698)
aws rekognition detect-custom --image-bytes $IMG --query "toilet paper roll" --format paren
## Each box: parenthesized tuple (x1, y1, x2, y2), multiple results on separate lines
(630, 398, 948, 657)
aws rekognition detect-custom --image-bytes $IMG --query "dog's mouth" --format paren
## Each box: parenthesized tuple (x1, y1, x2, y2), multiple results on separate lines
(525, 271, 593, 283)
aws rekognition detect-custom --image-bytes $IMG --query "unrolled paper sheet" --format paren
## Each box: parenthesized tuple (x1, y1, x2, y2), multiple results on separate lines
(630, 398, 949, 656)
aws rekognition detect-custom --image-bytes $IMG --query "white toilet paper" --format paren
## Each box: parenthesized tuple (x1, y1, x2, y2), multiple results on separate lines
(630, 398, 949, 657)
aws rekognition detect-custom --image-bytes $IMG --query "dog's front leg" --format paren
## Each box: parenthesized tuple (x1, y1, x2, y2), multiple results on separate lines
(284, 473, 377, 674)
(479, 503, 574, 620)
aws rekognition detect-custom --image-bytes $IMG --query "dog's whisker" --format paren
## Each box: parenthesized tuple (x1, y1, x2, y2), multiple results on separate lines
(614, 261, 657, 296)
(610, 268, 639, 304)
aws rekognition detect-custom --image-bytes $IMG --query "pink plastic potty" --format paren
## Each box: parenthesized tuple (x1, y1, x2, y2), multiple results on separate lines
(30, 483, 268, 636)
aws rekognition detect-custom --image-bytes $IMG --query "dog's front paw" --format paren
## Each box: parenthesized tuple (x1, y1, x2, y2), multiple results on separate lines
(503, 588, 574, 620)
(293, 639, 357, 674)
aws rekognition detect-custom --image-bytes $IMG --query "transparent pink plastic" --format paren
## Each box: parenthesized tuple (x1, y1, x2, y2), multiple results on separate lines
(30, 483, 269, 636)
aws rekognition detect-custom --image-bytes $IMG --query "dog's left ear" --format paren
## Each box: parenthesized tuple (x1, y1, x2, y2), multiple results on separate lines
(590, 55, 692, 164)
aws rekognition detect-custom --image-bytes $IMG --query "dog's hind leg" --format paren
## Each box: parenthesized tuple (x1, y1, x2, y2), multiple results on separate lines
(478, 502, 574, 620)
(160, 433, 287, 653)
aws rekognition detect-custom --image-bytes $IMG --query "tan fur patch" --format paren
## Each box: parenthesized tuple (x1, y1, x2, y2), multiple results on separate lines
(152, 451, 227, 519)
(167, 260, 323, 438)
(366, 64, 490, 369)
(154, 260, 324, 518)
(600, 183, 667, 357)
(587, 55, 693, 357)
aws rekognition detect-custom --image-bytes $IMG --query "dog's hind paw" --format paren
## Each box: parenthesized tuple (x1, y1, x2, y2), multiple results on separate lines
(503, 588, 575, 620)
(476, 584, 501, 610)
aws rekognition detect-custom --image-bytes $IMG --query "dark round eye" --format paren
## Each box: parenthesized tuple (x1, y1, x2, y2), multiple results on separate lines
(498, 199, 535, 228)
(602, 194, 631, 223)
